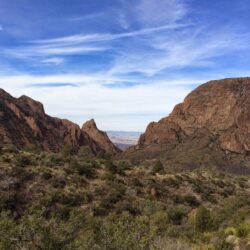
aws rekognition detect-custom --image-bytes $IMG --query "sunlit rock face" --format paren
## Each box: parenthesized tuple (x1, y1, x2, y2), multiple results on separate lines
(0, 89, 106, 154)
(124, 78, 250, 172)
(82, 119, 121, 156)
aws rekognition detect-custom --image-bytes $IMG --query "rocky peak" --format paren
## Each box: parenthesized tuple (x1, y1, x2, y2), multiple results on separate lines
(124, 78, 250, 172)
(0, 88, 12, 98)
(18, 95, 45, 115)
(0, 89, 107, 155)
(82, 119, 121, 156)
(82, 118, 98, 130)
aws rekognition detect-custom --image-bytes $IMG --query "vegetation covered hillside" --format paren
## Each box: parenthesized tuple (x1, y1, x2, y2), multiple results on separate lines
(0, 145, 249, 250)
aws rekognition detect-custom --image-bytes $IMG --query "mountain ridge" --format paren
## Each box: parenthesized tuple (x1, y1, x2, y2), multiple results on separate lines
(122, 77, 250, 173)
(0, 89, 117, 156)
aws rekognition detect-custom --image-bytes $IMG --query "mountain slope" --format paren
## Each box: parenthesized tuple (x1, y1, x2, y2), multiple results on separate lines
(123, 78, 250, 173)
(0, 89, 116, 155)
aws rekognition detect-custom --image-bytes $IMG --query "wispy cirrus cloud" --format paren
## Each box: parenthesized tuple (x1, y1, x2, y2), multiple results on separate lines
(1, 0, 250, 130)
(42, 57, 65, 65)
(135, 0, 188, 27)
(32, 23, 190, 45)
(109, 28, 250, 76)
(4, 44, 108, 59)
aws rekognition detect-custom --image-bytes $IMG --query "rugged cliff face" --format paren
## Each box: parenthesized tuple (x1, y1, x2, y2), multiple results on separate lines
(82, 119, 121, 156)
(124, 78, 250, 172)
(0, 89, 114, 154)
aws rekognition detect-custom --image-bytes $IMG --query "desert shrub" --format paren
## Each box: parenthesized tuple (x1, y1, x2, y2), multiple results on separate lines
(163, 177, 180, 188)
(15, 154, 32, 167)
(118, 160, 131, 171)
(238, 179, 248, 189)
(223, 185, 235, 195)
(41, 170, 53, 180)
(224, 227, 237, 236)
(115, 200, 140, 215)
(236, 222, 250, 238)
(79, 213, 151, 250)
(152, 160, 164, 174)
(1, 155, 11, 163)
(50, 176, 66, 188)
(183, 195, 200, 207)
(192, 183, 203, 193)
(61, 145, 78, 158)
(40, 192, 60, 207)
(150, 211, 170, 235)
(192, 206, 213, 232)
(212, 195, 250, 228)
(68, 158, 96, 178)
(102, 172, 116, 182)
(105, 160, 118, 174)
(24, 144, 41, 154)
(0, 193, 25, 212)
(60, 192, 91, 206)
(214, 239, 233, 250)
(102, 185, 125, 207)
(45, 154, 63, 166)
(168, 206, 189, 225)
(2, 145, 18, 154)
(214, 179, 226, 188)
(78, 146, 93, 158)
(0, 213, 82, 250)
(152, 237, 193, 250)
(93, 185, 126, 215)
(98, 151, 112, 160)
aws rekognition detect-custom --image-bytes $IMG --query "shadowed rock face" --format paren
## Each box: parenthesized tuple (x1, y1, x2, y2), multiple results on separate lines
(0, 89, 110, 154)
(124, 78, 250, 172)
(82, 119, 121, 156)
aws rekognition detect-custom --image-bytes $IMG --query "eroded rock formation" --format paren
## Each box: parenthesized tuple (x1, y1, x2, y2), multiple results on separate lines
(124, 78, 250, 172)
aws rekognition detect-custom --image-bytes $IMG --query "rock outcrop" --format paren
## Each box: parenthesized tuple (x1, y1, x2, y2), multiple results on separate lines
(0, 89, 116, 155)
(82, 119, 121, 156)
(123, 78, 250, 173)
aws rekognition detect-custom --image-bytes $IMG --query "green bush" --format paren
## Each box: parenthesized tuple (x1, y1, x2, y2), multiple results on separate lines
(41, 170, 53, 180)
(236, 222, 250, 238)
(24, 144, 41, 154)
(152, 160, 164, 174)
(78, 146, 93, 158)
(193, 206, 213, 232)
(50, 177, 66, 188)
(74, 162, 96, 178)
(168, 206, 189, 225)
(61, 145, 78, 158)
(15, 154, 32, 167)
(163, 177, 180, 188)
(45, 154, 63, 166)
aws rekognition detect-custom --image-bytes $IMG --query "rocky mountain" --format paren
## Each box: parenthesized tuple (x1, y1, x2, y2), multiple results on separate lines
(123, 78, 250, 173)
(82, 119, 121, 155)
(0, 89, 117, 155)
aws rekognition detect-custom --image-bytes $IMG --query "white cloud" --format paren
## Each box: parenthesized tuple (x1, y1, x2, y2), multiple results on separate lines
(32, 23, 189, 45)
(2, 23, 189, 60)
(4, 44, 108, 59)
(0, 25, 3, 31)
(135, 0, 188, 27)
(0, 73, 204, 131)
(109, 28, 250, 76)
(42, 57, 65, 65)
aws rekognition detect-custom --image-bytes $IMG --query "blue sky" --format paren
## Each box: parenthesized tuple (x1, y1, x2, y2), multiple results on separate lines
(1, 0, 250, 131)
